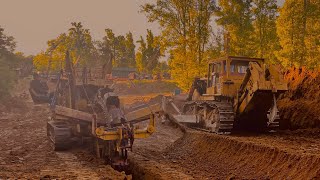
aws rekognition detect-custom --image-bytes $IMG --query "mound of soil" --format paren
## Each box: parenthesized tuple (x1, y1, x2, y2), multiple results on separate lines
(163, 131, 320, 179)
(0, 96, 28, 114)
(114, 81, 178, 96)
(278, 67, 320, 129)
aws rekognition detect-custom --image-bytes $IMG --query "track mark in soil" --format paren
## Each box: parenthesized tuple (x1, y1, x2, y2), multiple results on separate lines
(40, 152, 100, 179)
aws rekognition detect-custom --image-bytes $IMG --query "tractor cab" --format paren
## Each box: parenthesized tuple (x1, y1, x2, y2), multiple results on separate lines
(29, 73, 52, 104)
(205, 56, 264, 99)
(188, 56, 264, 101)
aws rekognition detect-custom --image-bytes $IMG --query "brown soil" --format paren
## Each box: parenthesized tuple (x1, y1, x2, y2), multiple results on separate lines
(2, 77, 320, 179)
(114, 81, 178, 96)
(278, 67, 320, 129)
(129, 119, 191, 179)
(129, 119, 320, 179)
(163, 130, 320, 179)
(128, 94, 320, 180)
(0, 79, 129, 179)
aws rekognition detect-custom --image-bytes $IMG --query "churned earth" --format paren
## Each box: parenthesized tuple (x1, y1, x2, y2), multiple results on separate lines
(1, 78, 320, 179)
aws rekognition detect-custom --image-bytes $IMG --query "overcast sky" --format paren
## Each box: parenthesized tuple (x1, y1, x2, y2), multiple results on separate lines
(0, 0, 285, 56)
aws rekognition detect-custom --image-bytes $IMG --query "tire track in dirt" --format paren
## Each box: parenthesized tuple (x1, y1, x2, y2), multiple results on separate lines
(40, 152, 100, 179)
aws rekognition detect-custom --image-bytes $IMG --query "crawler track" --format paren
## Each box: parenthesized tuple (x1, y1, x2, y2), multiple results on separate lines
(183, 101, 235, 133)
(47, 121, 72, 150)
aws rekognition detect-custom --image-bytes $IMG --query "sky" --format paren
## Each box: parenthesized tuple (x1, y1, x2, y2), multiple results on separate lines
(0, 0, 285, 56)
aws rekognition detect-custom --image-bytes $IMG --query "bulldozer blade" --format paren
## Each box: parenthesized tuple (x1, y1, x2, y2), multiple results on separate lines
(171, 115, 198, 124)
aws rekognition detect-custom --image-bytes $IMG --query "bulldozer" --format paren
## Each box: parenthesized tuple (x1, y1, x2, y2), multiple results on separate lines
(181, 56, 288, 133)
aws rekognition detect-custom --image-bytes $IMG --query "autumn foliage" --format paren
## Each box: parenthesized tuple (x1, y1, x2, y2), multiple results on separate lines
(31, 1, 320, 90)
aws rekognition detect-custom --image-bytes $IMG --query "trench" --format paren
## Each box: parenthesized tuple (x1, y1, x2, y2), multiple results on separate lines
(128, 155, 193, 180)
(124, 115, 320, 180)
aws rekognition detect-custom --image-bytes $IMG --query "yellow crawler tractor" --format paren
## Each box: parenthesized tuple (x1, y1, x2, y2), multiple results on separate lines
(183, 56, 288, 133)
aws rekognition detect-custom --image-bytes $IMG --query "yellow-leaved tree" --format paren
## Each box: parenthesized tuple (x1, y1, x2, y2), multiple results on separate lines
(277, 0, 320, 68)
(141, 0, 215, 90)
(33, 52, 50, 71)
(33, 22, 96, 72)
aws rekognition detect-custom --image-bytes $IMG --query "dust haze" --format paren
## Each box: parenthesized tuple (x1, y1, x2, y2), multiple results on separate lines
(1, 0, 319, 179)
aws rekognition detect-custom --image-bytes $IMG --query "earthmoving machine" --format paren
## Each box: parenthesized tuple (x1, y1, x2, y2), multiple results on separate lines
(32, 52, 160, 170)
(181, 56, 288, 133)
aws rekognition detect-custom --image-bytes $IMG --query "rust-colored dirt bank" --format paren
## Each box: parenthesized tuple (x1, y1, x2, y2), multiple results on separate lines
(128, 119, 320, 179)
(126, 95, 320, 180)
(164, 130, 320, 179)
(278, 67, 320, 129)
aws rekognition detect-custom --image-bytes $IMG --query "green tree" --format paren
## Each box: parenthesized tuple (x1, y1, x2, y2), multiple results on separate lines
(33, 33, 69, 71)
(45, 33, 69, 72)
(207, 28, 225, 59)
(135, 36, 146, 73)
(136, 30, 161, 74)
(0, 57, 15, 99)
(0, 26, 19, 68)
(33, 22, 96, 71)
(153, 61, 170, 75)
(252, 0, 279, 63)
(194, 0, 216, 75)
(96, 28, 115, 72)
(0, 26, 15, 57)
(101, 29, 136, 68)
(96, 38, 113, 73)
(0, 27, 17, 99)
(124, 32, 136, 67)
(104, 28, 117, 66)
(68, 22, 96, 66)
(115, 35, 127, 67)
(215, 0, 254, 56)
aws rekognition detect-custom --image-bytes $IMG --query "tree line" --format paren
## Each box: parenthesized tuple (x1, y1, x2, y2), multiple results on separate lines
(2, 0, 319, 94)
(141, 0, 320, 89)
(0, 26, 32, 99)
(33, 22, 165, 75)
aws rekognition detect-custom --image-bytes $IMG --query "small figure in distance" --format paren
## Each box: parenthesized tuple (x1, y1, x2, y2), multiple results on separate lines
(29, 72, 52, 104)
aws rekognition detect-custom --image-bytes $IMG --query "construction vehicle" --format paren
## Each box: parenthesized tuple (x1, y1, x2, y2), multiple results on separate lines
(29, 72, 53, 104)
(181, 56, 288, 133)
(39, 52, 160, 170)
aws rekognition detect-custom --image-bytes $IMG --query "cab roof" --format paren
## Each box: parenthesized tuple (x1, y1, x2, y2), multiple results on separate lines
(209, 56, 265, 64)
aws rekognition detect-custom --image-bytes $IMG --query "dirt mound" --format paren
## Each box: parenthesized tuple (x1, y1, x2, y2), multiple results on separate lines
(128, 113, 186, 179)
(114, 81, 178, 96)
(73, 150, 130, 180)
(0, 77, 32, 114)
(278, 67, 320, 129)
(163, 131, 320, 179)
(0, 96, 28, 115)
